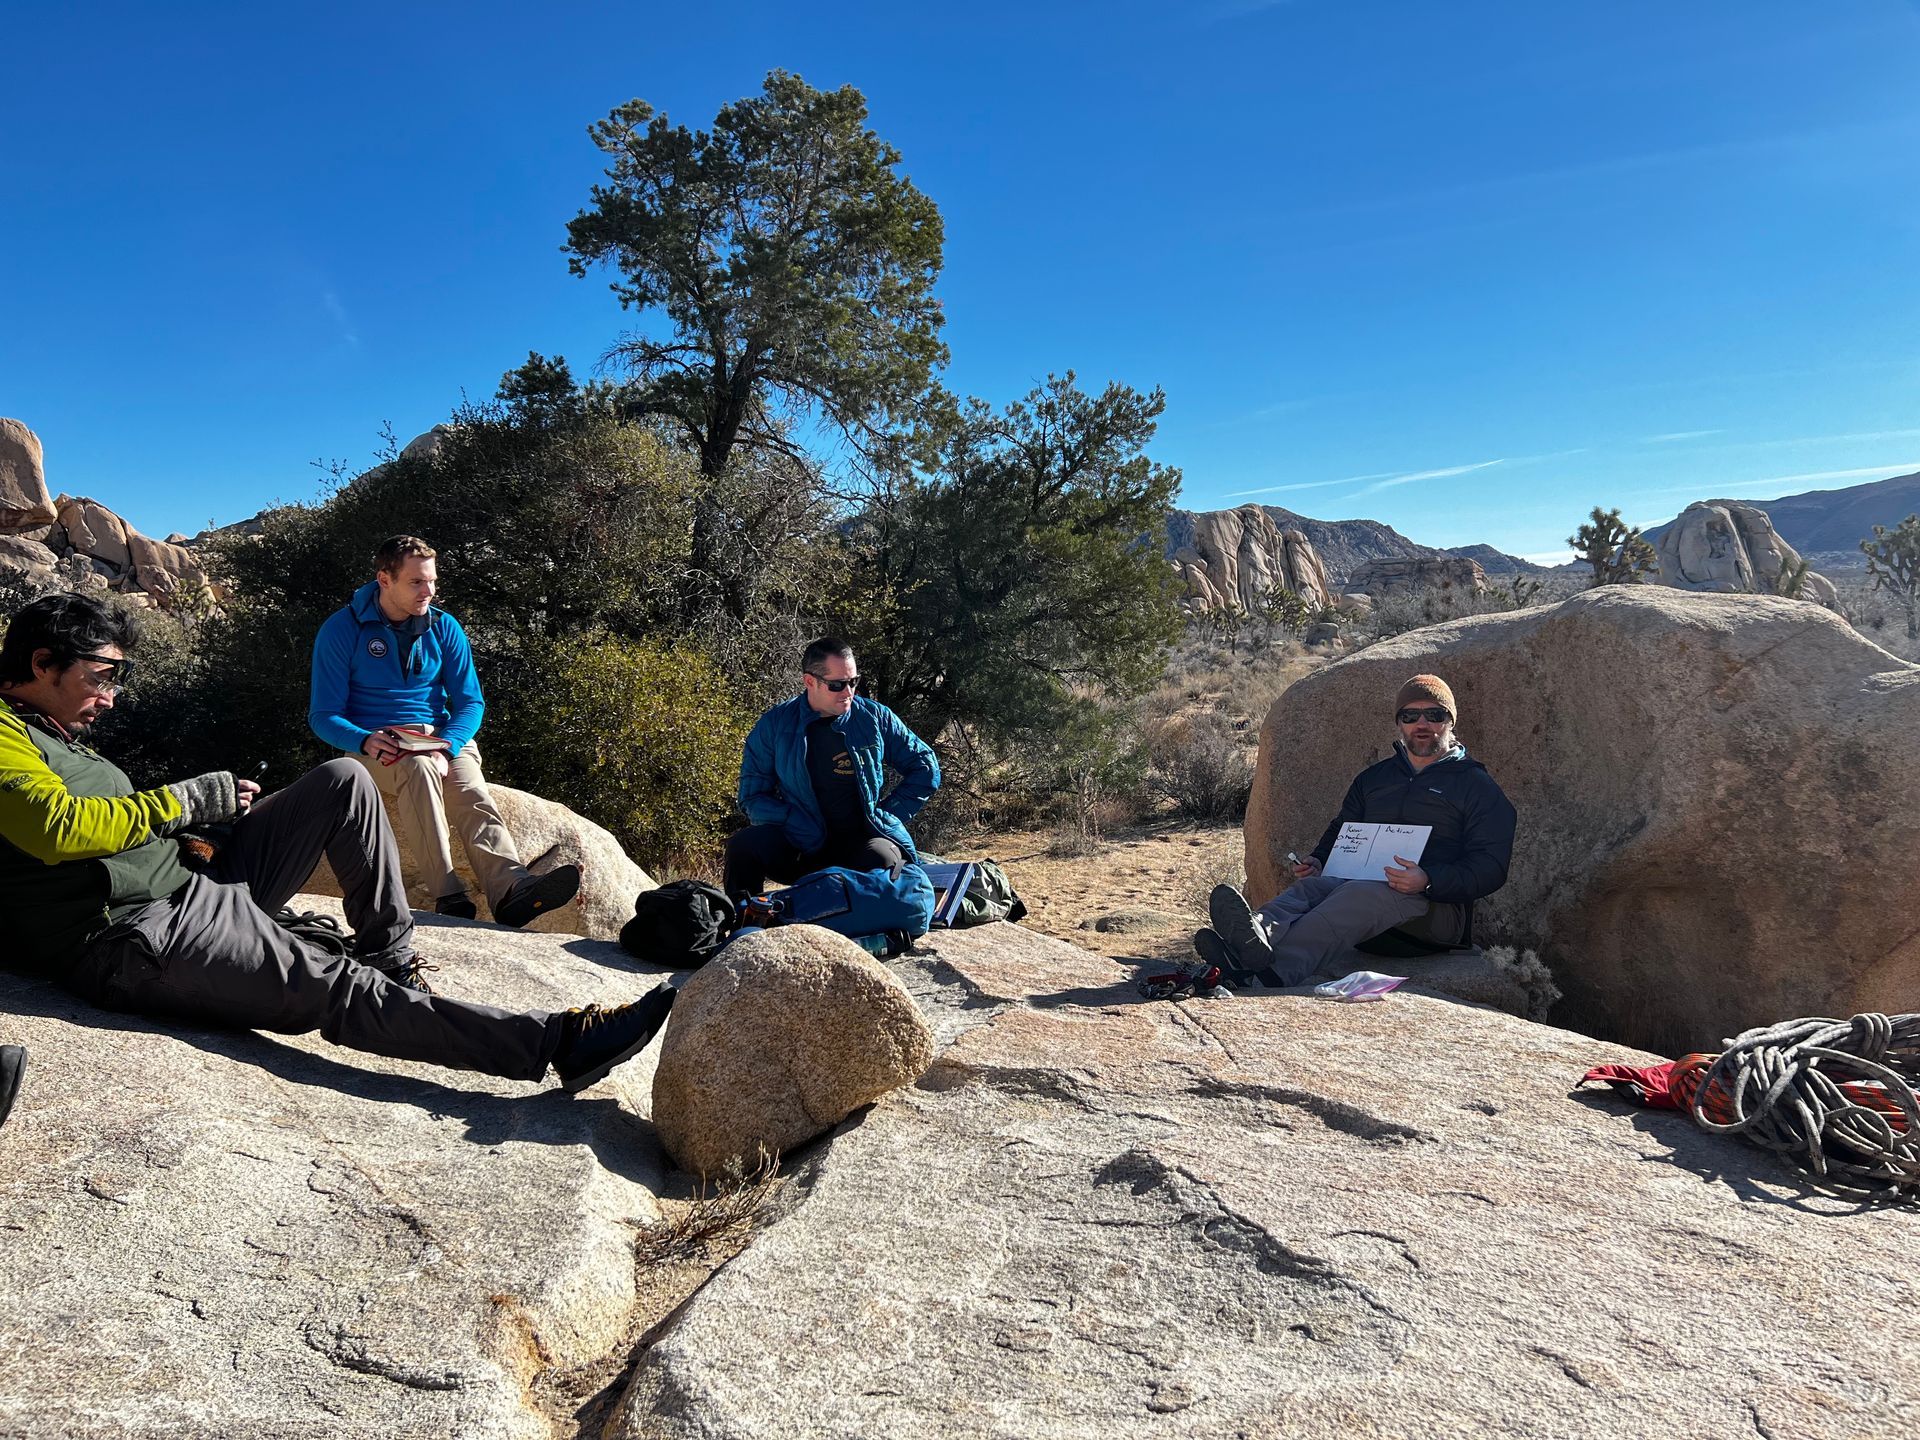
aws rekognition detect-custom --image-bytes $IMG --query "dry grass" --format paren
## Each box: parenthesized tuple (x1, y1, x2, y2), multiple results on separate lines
(631, 1152, 783, 1266)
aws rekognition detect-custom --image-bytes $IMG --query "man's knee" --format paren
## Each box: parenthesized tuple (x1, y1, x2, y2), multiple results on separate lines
(313, 756, 374, 797)
(390, 754, 448, 795)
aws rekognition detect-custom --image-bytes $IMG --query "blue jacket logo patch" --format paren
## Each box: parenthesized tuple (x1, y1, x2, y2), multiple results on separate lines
(368, 639, 388, 658)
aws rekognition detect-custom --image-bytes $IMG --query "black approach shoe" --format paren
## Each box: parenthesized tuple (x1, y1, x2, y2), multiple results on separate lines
(0, 1045, 26, 1130)
(378, 957, 439, 994)
(495, 865, 582, 928)
(553, 983, 676, 1094)
(1193, 926, 1239, 977)
(434, 892, 479, 920)
(1209, 883, 1274, 970)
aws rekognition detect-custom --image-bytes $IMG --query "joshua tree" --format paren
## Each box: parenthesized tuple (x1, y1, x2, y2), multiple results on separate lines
(1772, 557, 1811, 600)
(1567, 506, 1657, 587)
(1207, 603, 1247, 653)
(1861, 514, 1920, 640)
(1257, 584, 1311, 648)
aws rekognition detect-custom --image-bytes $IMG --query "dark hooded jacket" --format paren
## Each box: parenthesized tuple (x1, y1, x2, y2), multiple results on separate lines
(1310, 742, 1516, 907)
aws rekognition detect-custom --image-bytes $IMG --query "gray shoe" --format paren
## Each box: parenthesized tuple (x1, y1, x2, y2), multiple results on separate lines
(1208, 884, 1272, 969)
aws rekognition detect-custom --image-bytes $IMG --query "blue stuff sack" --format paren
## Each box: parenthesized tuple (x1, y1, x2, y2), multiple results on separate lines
(765, 864, 936, 943)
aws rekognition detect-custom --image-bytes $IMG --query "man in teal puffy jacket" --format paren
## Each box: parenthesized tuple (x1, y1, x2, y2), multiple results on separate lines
(723, 637, 940, 898)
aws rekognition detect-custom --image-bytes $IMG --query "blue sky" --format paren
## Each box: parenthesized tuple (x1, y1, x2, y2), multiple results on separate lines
(4, 1, 1918, 561)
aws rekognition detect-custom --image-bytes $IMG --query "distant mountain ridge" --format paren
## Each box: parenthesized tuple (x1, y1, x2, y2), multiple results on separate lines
(1642, 469, 1920, 568)
(1168, 504, 1554, 586)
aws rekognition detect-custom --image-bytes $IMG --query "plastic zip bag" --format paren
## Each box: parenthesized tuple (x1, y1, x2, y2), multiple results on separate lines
(1312, 970, 1406, 1002)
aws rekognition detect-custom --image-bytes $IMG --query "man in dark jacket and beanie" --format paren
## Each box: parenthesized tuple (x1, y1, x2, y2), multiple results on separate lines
(1201, 673, 1516, 985)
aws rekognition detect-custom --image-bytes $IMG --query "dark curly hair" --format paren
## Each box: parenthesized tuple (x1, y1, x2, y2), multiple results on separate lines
(0, 593, 137, 685)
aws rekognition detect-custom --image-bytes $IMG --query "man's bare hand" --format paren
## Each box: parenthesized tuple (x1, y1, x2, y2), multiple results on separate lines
(1384, 855, 1429, 895)
(235, 779, 261, 813)
(1292, 856, 1323, 879)
(362, 729, 404, 765)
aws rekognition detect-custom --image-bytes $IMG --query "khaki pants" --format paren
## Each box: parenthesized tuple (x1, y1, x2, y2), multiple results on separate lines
(355, 739, 527, 907)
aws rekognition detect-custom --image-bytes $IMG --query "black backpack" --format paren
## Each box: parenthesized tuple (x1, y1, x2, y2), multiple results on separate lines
(619, 880, 736, 969)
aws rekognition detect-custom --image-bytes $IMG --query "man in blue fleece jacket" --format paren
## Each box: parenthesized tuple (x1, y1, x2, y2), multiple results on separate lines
(309, 535, 579, 926)
(724, 637, 940, 898)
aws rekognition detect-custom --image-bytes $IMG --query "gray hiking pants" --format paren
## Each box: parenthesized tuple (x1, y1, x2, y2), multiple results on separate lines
(1253, 876, 1463, 985)
(67, 759, 563, 1081)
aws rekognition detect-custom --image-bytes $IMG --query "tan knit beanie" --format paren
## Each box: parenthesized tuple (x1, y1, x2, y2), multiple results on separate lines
(1395, 674, 1457, 721)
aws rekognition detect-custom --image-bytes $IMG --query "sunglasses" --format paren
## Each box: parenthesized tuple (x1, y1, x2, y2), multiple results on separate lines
(808, 674, 862, 694)
(1396, 706, 1451, 725)
(76, 652, 134, 695)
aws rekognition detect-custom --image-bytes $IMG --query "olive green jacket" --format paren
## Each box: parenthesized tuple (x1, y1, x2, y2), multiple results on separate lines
(0, 699, 195, 975)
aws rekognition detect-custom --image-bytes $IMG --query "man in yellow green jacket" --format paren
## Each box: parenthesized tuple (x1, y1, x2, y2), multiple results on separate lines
(0, 594, 671, 1093)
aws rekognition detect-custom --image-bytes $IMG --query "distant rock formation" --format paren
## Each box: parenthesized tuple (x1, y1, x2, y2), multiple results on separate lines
(1246, 586, 1919, 1057)
(1654, 500, 1839, 609)
(1347, 555, 1489, 598)
(0, 419, 221, 609)
(1644, 468, 1920, 570)
(1170, 504, 1334, 613)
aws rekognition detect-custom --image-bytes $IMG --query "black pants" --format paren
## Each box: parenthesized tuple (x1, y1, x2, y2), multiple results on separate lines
(722, 823, 905, 899)
(66, 759, 562, 1081)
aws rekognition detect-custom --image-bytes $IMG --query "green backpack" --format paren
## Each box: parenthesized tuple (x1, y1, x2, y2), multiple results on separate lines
(954, 858, 1027, 927)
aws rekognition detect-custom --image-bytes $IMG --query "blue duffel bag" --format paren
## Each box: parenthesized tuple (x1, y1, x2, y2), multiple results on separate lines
(761, 864, 936, 947)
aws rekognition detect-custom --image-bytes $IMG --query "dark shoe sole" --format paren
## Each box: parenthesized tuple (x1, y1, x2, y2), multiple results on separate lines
(496, 865, 582, 928)
(560, 983, 676, 1094)
(0, 1045, 26, 1130)
(1208, 884, 1273, 969)
(434, 895, 479, 920)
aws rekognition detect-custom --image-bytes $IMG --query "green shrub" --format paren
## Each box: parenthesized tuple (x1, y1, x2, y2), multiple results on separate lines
(484, 633, 750, 873)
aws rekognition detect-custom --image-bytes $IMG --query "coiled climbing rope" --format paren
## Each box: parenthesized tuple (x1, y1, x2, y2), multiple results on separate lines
(1682, 1013, 1920, 1202)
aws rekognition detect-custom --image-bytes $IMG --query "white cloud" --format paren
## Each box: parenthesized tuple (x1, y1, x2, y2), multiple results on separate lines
(1359, 459, 1506, 494)
(1224, 471, 1397, 498)
(1746, 460, 1920, 488)
(1642, 429, 1723, 443)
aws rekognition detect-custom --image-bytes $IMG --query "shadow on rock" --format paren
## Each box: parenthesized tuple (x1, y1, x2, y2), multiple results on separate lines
(1567, 1088, 1882, 1215)
(2, 977, 667, 1185)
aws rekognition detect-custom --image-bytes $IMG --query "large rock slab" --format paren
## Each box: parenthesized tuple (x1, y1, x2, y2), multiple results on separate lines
(1246, 586, 1920, 1054)
(651, 926, 935, 1178)
(55, 493, 135, 574)
(1348, 554, 1489, 598)
(1656, 499, 1839, 609)
(0, 418, 55, 530)
(0, 533, 57, 591)
(612, 924, 1918, 1439)
(310, 780, 652, 941)
(1173, 504, 1334, 614)
(0, 905, 678, 1440)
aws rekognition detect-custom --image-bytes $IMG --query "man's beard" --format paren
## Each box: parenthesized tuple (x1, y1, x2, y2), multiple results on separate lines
(1405, 732, 1449, 757)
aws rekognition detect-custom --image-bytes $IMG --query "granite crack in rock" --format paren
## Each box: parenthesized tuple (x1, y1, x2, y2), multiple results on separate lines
(301, 1321, 472, 1393)
(1189, 1079, 1436, 1145)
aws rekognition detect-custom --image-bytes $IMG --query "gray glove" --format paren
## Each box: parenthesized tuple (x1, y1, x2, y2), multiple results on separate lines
(163, 771, 240, 830)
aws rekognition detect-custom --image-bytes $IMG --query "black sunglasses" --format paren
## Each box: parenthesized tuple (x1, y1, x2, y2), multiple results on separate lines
(808, 673, 862, 694)
(1396, 706, 1450, 725)
(76, 652, 135, 686)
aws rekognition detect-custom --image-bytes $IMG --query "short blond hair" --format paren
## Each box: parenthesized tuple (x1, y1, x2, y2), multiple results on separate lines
(375, 534, 436, 575)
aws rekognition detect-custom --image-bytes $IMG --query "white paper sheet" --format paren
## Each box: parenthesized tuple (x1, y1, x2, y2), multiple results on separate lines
(1321, 822, 1431, 881)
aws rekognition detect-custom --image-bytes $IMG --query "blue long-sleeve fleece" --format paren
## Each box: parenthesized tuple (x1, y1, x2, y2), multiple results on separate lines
(309, 582, 485, 758)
